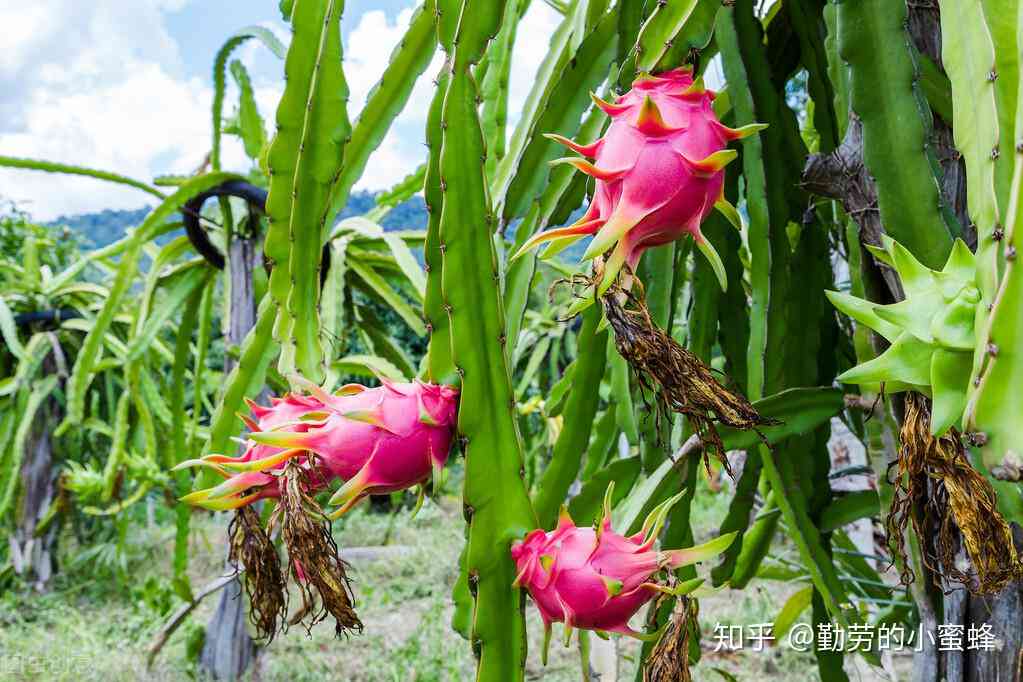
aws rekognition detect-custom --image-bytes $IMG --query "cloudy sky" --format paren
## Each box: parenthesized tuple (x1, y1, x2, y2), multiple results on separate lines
(0, 0, 560, 221)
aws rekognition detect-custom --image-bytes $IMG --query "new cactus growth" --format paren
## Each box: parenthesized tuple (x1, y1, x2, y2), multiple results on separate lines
(513, 67, 763, 295)
(175, 378, 458, 638)
(511, 486, 735, 662)
(827, 236, 978, 436)
(829, 238, 1019, 592)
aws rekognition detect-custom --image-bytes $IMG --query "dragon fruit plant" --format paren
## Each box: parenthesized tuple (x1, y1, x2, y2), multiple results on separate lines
(513, 66, 764, 296)
(512, 485, 735, 661)
(175, 378, 459, 637)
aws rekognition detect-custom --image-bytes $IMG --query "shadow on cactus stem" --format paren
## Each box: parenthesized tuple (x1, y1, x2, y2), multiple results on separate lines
(888, 392, 1021, 595)
(269, 459, 363, 637)
(643, 586, 697, 682)
(229, 506, 287, 642)
(595, 278, 776, 475)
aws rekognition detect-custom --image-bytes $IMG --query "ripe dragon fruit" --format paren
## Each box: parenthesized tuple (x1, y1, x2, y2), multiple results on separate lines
(511, 486, 735, 658)
(177, 378, 459, 517)
(512, 66, 765, 296)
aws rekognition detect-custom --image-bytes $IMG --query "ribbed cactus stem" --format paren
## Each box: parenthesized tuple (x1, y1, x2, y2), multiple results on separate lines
(264, 0, 350, 383)
(435, 2, 536, 679)
(967, 120, 1023, 480)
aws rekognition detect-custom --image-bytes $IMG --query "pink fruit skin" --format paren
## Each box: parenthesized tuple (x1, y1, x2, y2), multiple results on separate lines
(517, 67, 754, 290)
(304, 380, 459, 504)
(181, 380, 459, 512)
(511, 513, 662, 636)
(593, 69, 725, 256)
(240, 393, 329, 498)
(196, 393, 329, 504)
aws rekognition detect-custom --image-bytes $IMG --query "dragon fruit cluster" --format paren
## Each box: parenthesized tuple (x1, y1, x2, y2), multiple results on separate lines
(177, 378, 459, 517)
(512, 487, 735, 651)
(514, 66, 764, 295)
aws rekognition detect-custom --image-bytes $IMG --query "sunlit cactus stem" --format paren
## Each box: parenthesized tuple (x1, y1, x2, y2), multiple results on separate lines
(433, 1, 537, 680)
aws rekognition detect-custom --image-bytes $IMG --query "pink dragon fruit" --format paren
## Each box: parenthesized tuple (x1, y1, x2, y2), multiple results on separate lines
(511, 487, 734, 656)
(177, 379, 459, 517)
(513, 67, 764, 295)
(177, 392, 330, 510)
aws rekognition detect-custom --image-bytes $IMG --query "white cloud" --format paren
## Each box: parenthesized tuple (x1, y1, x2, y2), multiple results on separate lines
(348, 2, 561, 193)
(346, 5, 443, 192)
(0, 65, 216, 219)
(508, 2, 562, 121)
(0, 0, 565, 216)
(0, 1, 185, 85)
(0, 0, 213, 220)
(345, 7, 416, 112)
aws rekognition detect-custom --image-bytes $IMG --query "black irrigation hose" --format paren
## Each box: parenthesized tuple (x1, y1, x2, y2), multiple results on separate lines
(182, 179, 331, 287)
(14, 309, 81, 328)
(182, 180, 268, 270)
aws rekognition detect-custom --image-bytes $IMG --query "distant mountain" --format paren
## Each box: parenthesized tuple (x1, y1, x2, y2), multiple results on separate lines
(50, 190, 428, 250)
(52, 207, 152, 249)
(339, 191, 427, 231)
(50, 189, 593, 263)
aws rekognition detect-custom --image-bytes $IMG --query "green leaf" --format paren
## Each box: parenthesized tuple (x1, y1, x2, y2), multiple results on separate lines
(819, 490, 880, 534)
(332, 354, 407, 382)
(625, 0, 719, 75)
(615, 387, 845, 533)
(357, 308, 417, 380)
(101, 391, 132, 501)
(929, 348, 971, 436)
(480, 0, 521, 182)
(568, 456, 642, 524)
(349, 260, 425, 335)
(728, 493, 781, 589)
(336, 217, 426, 298)
(917, 54, 953, 124)
(773, 586, 814, 640)
(840, 0, 957, 267)
(501, 10, 618, 223)
(229, 60, 267, 161)
(786, 0, 839, 152)
(204, 294, 279, 457)
(211, 26, 286, 170)
(0, 298, 25, 361)
(365, 164, 427, 223)
(125, 264, 209, 363)
(60, 173, 240, 433)
(514, 335, 552, 396)
(0, 155, 165, 200)
(836, 333, 933, 388)
(435, 2, 537, 676)
(533, 306, 608, 527)
(491, 6, 578, 221)
(825, 290, 901, 343)
(328, 0, 437, 219)
(44, 222, 180, 296)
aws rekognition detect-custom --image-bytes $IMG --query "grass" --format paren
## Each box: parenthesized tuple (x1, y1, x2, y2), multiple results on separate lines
(0, 474, 902, 681)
